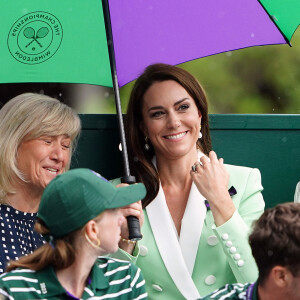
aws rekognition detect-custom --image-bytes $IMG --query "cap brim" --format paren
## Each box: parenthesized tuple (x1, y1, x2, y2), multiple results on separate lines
(109, 183, 146, 209)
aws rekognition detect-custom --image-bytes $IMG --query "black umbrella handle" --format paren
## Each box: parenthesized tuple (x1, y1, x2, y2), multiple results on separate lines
(121, 176, 143, 241)
(101, 0, 143, 241)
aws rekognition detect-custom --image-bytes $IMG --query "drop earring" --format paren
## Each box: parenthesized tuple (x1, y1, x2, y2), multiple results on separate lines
(198, 125, 202, 139)
(144, 136, 150, 150)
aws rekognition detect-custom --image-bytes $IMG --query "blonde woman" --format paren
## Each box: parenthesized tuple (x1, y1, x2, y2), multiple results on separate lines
(0, 168, 147, 299)
(0, 93, 81, 273)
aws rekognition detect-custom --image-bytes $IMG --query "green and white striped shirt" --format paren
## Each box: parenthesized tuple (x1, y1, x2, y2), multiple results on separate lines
(200, 282, 258, 300)
(0, 257, 147, 299)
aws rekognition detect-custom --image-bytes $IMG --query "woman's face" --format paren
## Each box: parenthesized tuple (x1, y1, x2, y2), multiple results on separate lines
(141, 80, 201, 160)
(17, 135, 71, 192)
(97, 209, 125, 254)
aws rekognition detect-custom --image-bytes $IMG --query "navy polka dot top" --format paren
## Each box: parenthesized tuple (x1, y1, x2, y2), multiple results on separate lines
(0, 204, 45, 273)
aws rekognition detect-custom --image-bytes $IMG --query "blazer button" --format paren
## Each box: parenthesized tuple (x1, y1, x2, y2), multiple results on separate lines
(205, 275, 216, 285)
(152, 284, 163, 292)
(233, 253, 241, 260)
(225, 241, 233, 247)
(237, 260, 245, 267)
(229, 246, 237, 254)
(139, 245, 148, 256)
(207, 235, 218, 246)
(221, 233, 229, 240)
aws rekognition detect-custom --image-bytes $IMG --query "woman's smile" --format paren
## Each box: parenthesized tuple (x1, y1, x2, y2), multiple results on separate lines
(163, 131, 188, 141)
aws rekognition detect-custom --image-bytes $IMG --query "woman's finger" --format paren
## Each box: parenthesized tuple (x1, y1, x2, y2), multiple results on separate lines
(208, 150, 218, 163)
(116, 183, 129, 188)
(200, 155, 209, 165)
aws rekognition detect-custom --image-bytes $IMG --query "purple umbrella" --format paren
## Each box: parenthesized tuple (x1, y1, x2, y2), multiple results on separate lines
(108, 0, 295, 87)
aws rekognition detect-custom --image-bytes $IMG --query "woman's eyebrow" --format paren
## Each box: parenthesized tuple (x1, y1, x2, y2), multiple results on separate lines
(147, 98, 189, 113)
(147, 105, 164, 112)
(174, 98, 189, 106)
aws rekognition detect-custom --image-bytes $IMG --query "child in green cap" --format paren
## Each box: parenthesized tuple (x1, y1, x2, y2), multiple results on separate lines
(0, 168, 147, 300)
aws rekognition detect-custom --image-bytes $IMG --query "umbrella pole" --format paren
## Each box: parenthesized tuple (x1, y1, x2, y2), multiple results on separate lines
(102, 0, 142, 241)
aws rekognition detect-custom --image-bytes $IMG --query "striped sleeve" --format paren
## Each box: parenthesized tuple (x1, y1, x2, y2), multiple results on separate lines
(0, 269, 40, 300)
(0, 286, 13, 300)
(201, 283, 249, 299)
(129, 264, 147, 300)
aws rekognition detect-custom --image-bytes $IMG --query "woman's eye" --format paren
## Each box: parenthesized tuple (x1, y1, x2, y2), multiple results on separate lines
(150, 111, 164, 118)
(62, 144, 71, 149)
(178, 104, 189, 111)
(43, 139, 51, 144)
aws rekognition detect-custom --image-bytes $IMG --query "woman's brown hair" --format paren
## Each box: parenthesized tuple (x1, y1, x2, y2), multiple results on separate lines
(126, 63, 212, 207)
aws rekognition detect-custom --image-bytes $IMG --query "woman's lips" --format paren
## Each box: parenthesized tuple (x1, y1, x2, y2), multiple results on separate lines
(163, 131, 188, 140)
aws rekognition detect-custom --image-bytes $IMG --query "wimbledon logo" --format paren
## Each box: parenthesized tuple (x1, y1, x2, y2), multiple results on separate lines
(8, 11, 63, 65)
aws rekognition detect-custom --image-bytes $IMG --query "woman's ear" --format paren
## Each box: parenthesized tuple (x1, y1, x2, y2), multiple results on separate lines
(85, 220, 98, 240)
(198, 109, 202, 119)
(84, 220, 101, 249)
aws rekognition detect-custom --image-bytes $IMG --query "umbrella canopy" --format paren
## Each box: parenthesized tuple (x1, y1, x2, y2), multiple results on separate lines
(0, 0, 299, 87)
(109, 0, 299, 87)
(0, 0, 112, 86)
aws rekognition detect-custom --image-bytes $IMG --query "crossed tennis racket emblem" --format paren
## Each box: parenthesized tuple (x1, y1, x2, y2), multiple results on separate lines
(23, 26, 49, 48)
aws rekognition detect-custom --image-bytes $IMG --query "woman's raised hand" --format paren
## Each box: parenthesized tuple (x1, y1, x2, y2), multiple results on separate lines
(190, 151, 235, 226)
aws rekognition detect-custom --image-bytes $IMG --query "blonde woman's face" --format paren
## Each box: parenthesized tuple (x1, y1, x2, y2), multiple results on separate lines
(17, 135, 71, 193)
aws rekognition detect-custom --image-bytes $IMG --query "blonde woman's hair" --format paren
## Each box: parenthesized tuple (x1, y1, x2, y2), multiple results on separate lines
(0, 93, 81, 201)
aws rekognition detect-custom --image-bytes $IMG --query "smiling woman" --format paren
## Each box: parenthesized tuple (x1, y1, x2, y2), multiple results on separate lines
(0, 93, 81, 273)
(113, 63, 265, 299)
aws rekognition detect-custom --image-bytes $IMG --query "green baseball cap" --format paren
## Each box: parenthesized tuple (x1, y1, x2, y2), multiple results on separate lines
(38, 168, 146, 238)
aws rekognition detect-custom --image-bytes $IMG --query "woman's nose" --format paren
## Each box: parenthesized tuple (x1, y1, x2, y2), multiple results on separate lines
(50, 144, 64, 161)
(167, 113, 181, 129)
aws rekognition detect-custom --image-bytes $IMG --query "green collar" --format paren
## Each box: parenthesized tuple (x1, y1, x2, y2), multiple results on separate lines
(35, 266, 65, 298)
(35, 259, 109, 298)
(88, 259, 110, 292)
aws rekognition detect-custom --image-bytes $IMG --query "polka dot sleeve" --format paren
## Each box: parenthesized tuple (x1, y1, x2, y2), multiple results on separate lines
(0, 204, 45, 273)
